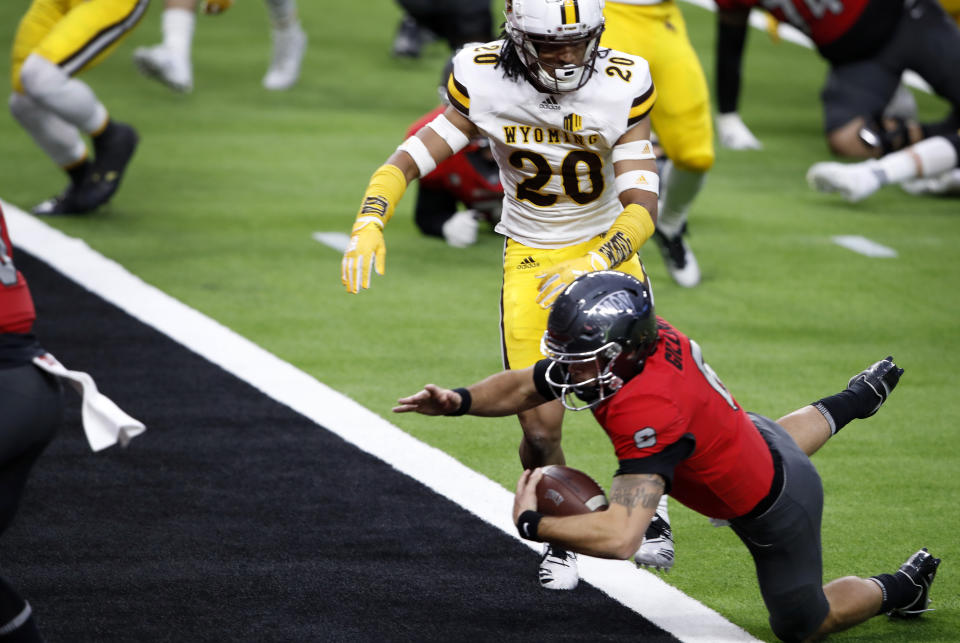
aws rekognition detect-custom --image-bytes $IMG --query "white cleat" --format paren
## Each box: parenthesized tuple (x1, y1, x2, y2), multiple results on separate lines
(539, 544, 579, 590)
(133, 45, 193, 93)
(263, 24, 307, 91)
(635, 513, 675, 572)
(806, 160, 884, 203)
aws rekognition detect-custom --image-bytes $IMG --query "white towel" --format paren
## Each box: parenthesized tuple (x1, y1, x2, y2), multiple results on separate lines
(32, 353, 146, 452)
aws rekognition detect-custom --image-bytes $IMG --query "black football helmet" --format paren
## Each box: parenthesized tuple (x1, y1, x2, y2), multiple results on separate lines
(541, 270, 658, 410)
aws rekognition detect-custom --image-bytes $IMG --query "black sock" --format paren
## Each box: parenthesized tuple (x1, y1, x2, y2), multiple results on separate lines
(813, 376, 881, 435)
(66, 159, 91, 186)
(92, 120, 116, 156)
(869, 572, 920, 614)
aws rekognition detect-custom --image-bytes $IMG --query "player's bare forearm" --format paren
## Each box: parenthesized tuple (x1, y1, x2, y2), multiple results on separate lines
(467, 367, 548, 416)
(394, 367, 546, 417)
(536, 474, 663, 559)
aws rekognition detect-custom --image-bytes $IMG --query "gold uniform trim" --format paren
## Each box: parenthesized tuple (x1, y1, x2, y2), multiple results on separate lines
(561, 0, 581, 25)
(628, 84, 657, 127)
(446, 73, 470, 116)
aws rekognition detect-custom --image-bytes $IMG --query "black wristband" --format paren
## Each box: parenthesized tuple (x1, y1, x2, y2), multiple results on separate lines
(446, 387, 472, 416)
(516, 510, 543, 541)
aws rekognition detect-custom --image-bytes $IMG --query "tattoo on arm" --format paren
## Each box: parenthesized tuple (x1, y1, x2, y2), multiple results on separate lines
(610, 474, 665, 516)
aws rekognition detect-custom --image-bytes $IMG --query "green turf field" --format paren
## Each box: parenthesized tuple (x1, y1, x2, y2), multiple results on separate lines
(1, 1, 957, 640)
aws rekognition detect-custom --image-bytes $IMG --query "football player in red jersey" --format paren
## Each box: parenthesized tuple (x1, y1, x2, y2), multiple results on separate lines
(0, 203, 64, 641)
(405, 105, 503, 248)
(715, 0, 960, 168)
(395, 270, 940, 642)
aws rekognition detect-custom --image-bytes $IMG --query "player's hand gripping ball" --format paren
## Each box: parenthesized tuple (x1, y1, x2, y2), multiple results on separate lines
(536, 465, 608, 516)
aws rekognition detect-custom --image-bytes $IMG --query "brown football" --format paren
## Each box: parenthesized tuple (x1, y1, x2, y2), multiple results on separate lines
(536, 465, 609, 516)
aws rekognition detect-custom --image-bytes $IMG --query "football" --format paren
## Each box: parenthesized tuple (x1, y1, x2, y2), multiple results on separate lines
(536, 465, 609, 516)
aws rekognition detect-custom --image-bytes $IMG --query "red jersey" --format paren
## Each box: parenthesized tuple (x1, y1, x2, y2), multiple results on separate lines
(0, 204, 36, 335)
(406, 106, 503, 209)
(715, 0, 902, 61)
(593, 319, 774, 519)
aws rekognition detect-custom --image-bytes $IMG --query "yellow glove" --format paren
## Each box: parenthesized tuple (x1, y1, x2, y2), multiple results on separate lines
(201, 0, 234, 15)
(341, 218, 385, 293)
(535, 251, 609, 309)
(340, 164, 407, 293)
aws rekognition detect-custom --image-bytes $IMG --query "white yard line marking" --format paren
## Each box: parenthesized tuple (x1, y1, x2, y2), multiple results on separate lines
(832, 235, 898, 258)
(3, 200, 759, 643)
(311, 231, 350, 253)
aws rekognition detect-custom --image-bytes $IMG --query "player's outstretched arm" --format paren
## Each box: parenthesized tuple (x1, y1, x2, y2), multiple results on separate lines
(514, 471, 664, 560)
(341, 107, 478, 293)
(394, 366, 547, 417)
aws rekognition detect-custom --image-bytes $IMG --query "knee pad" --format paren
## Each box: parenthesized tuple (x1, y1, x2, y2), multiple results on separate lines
(18, 53, 67, 101)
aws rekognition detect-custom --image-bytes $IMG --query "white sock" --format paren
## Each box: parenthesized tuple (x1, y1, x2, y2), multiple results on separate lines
(877, 136, 959, 184)
(264, 0, 299, 30)
(18, 54, 107, 134)
(9, 92, 87, 167)
(658, 161, 706, 238)
(162, 8, 196, 58)
(656, 495, 670, 522)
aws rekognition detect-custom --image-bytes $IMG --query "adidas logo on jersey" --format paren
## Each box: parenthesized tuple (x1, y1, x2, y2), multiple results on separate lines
(517, 256, 540, 270)
(539, 95, 561, 111)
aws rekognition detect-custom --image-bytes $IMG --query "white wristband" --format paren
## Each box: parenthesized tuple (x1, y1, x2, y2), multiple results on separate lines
(426, 113, 470, 155)
(615, 170, 660, 196)
(612, 139, 656, 164)
(397, 136, 437, 177)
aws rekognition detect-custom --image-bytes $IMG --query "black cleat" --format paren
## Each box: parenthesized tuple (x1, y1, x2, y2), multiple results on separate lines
(31, 181, 95, 216)
(652, 223, 701, 288)
(86, 121, 139, 209)
(391, 14, 436, 58)
(889, 548, 940, 618)
(848, 356, 903, 418)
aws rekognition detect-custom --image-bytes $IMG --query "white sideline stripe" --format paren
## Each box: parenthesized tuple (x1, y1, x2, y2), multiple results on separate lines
(311, 231, 350, 253)
(2, 200, 758, 643)
(680, 0, 933, 94)
(832, 235, 898, 258)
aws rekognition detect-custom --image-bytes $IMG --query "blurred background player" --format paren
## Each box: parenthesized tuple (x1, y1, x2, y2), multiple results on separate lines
(9, 0, 146, 216)
(405, 104, 503, 248)
(714, 0, 960, 168)
(601, 0, 713, 288)
(391, 10, 437, 59)
(389, 0, 494, 57)
(1, 202, 64, 641)
(133, 0, 306, 92)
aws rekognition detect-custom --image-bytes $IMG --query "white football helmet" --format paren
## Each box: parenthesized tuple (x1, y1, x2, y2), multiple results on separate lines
(505, 0, 605, 93)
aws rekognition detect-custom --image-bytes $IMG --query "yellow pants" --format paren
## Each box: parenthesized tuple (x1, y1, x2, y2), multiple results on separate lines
(11, 0, 149, 93)
(602, 1, 715, 172)
(500, 237, 648, 369)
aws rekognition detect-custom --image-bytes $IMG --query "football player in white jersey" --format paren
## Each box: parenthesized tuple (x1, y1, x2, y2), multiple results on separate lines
(342, 0, 661, 591)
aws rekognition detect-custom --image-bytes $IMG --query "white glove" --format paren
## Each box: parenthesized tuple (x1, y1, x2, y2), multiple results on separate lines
(716, 112, 763, 150)
(442, 210, 479, 248)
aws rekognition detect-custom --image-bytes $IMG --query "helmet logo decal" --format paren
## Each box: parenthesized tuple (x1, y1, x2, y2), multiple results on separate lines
(561, 0, 581, 25)
(587, 290, 635, 317)
(563, 113, 583, 132)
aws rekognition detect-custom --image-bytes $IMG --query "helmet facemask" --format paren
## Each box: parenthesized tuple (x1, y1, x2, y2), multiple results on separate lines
(541, 336, 625, 411)
(511, 29, 603, 93)
(504, 0, 606, 94)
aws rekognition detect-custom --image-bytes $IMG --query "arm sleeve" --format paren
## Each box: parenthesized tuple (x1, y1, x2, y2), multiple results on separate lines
(615, 434, 696, 494)
(532, 359, 560, 401)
